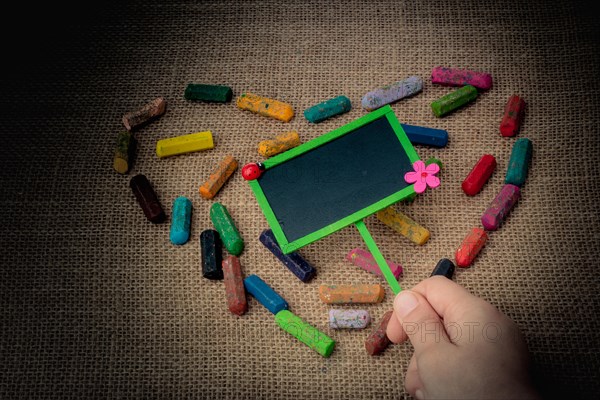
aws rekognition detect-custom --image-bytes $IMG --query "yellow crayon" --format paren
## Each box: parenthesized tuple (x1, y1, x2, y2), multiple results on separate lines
(236, 92, 294, 122)
(376, 207, 430, 245)
(258, 131, 301, 157)
(156, 131, 214, 158)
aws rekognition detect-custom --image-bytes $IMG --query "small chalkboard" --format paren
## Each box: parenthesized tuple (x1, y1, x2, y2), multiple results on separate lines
(249, 105, 419, 255)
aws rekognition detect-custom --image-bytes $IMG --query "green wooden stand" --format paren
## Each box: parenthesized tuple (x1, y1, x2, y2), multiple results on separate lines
(355, 220, 401, 295)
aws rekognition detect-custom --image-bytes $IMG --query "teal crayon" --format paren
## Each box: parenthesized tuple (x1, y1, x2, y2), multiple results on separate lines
(505, 138, 532, 187)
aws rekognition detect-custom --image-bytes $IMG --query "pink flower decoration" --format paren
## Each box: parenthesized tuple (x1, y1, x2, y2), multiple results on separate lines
(404, 160, 440, 194)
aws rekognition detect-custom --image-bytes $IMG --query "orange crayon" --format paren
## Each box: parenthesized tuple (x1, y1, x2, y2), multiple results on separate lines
(319, 284, 385, 304)
(236, 92, 294, 122)
(199, 155, 238, 199)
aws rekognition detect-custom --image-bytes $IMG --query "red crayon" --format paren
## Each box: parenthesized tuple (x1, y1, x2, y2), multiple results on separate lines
(462, 154, 497, 196)
(500, 95, 526, 137)
(455, 227, 488, 268)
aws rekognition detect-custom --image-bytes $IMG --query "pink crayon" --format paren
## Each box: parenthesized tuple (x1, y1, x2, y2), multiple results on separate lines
(346, 248, 403, 280)
(431, 66, 493, 90)
(481, 184, 521, 231)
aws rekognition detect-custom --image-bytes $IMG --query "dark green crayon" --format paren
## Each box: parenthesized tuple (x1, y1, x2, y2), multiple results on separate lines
(184, 84, 233, 103)
(505, 138, 532, 187)
(210, 202, 244, 255)
(431, 85, 478, 117)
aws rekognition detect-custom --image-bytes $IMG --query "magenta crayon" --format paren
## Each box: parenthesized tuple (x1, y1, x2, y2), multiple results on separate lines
(481, 184, 521, 231)
(346, 248, 402, 279)
(431, 66, 493, 90)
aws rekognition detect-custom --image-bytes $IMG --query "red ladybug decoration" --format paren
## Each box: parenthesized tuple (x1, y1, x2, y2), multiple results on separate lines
(242, 163, 265, 180)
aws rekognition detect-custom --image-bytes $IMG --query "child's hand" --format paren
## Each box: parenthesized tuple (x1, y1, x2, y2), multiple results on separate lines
(387, 276, 539, 399)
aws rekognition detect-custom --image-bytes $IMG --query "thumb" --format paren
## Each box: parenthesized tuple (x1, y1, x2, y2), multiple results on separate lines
(393, 290, 450, 353)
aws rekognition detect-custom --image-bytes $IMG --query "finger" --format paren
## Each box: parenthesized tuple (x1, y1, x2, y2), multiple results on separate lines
(411, 275, 485, 321)
(386, 310, 408, 344)
(404, 355, 425, 399)
(392, 290, 450, 353)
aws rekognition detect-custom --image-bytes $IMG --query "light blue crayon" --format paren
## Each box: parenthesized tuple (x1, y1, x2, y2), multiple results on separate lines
(400, 124, 449, 147)
(361, 76, 423, 111)
(170, 196, 192, 245)
(304, 95, 351, 123)
(505, 138, 532, 187)
(243, 274, 289, 315)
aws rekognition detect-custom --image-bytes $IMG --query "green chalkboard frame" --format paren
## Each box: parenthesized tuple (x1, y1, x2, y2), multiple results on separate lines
(248, 105, 420, 254)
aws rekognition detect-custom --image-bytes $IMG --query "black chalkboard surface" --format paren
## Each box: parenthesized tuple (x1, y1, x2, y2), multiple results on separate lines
(248, 105, 419, 255)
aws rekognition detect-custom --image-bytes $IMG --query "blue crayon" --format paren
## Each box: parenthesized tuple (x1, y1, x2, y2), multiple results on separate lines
(170, 196, 192, 245)
(304, 95, 351, 123)
(259, 229, 316, 282)
(400, 124, 449, 147)
(243, 274, 289, 315)
(505, 138, 532, 187)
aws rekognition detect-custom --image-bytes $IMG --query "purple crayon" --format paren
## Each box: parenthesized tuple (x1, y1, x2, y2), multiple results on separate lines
(481, 184, 521, 231)
(346, 248, 403, 280)
(259, 229, 316, 282)
(361, 76, 423, 111)
(431, 66, 493, 90)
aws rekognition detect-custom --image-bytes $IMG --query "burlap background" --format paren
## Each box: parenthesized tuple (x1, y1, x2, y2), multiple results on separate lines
(1, 0, 598, 398)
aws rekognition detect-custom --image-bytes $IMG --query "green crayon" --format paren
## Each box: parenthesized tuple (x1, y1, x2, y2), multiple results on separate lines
(210, 202, 244, 255)
(431, 85, 478, 117)
(184, 84, 233, 103)
(275, 310, 335, 357)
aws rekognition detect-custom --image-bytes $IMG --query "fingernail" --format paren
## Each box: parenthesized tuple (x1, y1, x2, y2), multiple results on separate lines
(415, 389, 424, 400)
(395, 291, 419, 318)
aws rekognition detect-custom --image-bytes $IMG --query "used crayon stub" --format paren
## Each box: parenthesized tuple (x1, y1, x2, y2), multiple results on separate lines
(430, 258, 456, 279)
(129, 174, 166, 223)
(275, 310, 335, 357)
(365, 310, 393, 355)
(122, 97, 167, 131)
(361, 76, 423, 111)
(113, 131, 133, 174)
(258, 131, 301, 158)
(184, 84, 232, 103)
(431, 66, 493, 90)
(199, 155, 238, 199)
(505, 138, 532, 187)
(500, 95, 526, 137)
(200, 229, 223, 280)
(346, 248, 402, 280)
(431, 85, 478, 117)
(401, 123, 449, 147)
(481, 184, 521, 231)
(259, 229, 316, 283)
(170, 196, 192, 245)
(243, 274, 288, 315)
(329, 309, 370, 329)
(376, 207, 430, 245)
(455, 227, 488, 268)
(222, 256, 247, 316)
(156, 131, 214, 158)
(303, 95, 352, 123)
(462, 154, 497, 196)
(210, 202, 244, 256)
(236, 92, 294, 122)
(319, 284, 385, 304)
